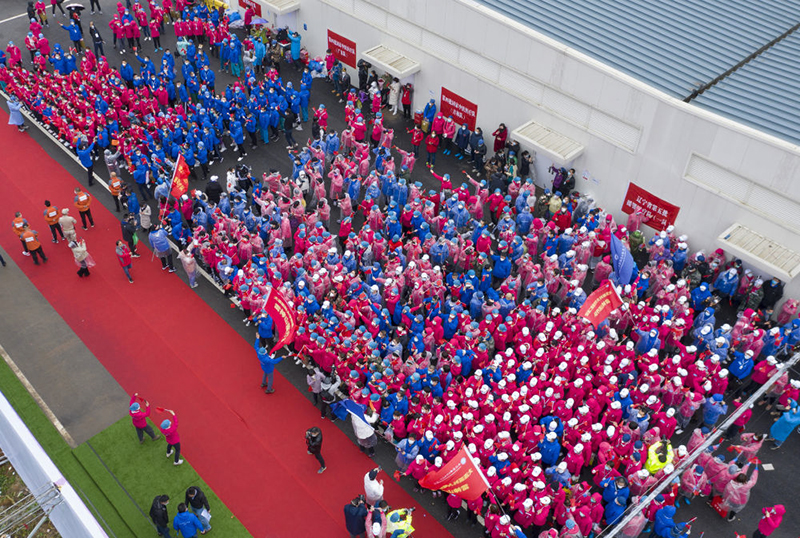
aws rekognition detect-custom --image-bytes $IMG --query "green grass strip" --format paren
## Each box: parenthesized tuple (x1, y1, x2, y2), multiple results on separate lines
(0, 359, 249, 537)
(83, 418, 251, 537)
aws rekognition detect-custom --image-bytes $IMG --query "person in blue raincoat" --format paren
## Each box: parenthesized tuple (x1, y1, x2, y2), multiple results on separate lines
(423, 99, 436, 123)
(714, 268, 739, 299)
(702, 394, 728, 427)
(289, 30, 302, 65)
(691, 284, 712, 312)
(148, 224, 174, 271)
(770, 399, 800, 448)
(635, 328, 661, 354)
(6, 95, 28, 132)
(692, 306, 715, 329)
(605, 494, 627, 526)
(652, 505, 677, 538)
(430, 237, 449, 266)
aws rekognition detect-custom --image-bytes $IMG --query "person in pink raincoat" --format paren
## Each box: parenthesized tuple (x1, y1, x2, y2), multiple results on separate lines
(721, 463, 759, 520)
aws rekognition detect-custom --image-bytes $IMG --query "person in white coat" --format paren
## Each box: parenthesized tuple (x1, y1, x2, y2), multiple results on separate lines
(388, 77, 401, 115)
(352, 406, 379, 457)
(364, 468, 384, 507)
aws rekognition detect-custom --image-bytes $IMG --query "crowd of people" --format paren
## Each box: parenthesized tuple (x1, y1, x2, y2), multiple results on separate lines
(3, 2, 799, 538)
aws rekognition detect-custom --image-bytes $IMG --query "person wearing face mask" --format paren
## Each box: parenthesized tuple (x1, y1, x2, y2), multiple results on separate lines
(394, 433, 419, 473)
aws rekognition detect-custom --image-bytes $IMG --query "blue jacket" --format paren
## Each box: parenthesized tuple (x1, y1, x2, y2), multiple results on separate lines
(148, 229, 170, 252)
(289, 33, 302, 60)
(538, 438, 561, 467)
(77, 143, 95, 168)
(702, 398, 728, 426)
(173, 511, 203, 538)
(257, 316, 274, 338)
(255, 339, 284, 373)
(490, 255, 511, 279)
(653, 506, 676, 538)
(62, 23, 82, 42)
(770, 401, 800, 443)
(728, 352, 754, 380)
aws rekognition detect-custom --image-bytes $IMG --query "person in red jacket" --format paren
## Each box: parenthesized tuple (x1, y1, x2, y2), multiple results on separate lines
(425, 132, 440, 168)
(129, 393, 159, 443)
(158, 408, 183, 465)
(407, 125, 423, 156)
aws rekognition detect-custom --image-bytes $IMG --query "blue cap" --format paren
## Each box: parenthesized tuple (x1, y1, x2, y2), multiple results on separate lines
(130, 403, 140, 412)
(161, 419, 171, 429)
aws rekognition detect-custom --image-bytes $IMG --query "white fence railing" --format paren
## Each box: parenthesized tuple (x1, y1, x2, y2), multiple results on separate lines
(0, 391, 107, 537)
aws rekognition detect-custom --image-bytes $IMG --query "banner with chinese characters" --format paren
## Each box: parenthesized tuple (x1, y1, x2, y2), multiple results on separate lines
(327, 30, 357, 68)
(440, 88, 478, 131)
(578, 280, 623, 327)
(419, 447, 489, 501)
(621, 182, 680, 231)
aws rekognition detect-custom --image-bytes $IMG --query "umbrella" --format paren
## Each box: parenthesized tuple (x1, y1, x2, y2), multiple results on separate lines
(252, 17, 268, 25)
(64, 3, 86, 10)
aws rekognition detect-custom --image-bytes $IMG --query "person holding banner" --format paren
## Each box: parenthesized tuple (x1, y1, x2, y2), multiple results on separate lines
(148, 224, 175, 272)
(254, 338, 284, 394)
(352, 407, 378, 457)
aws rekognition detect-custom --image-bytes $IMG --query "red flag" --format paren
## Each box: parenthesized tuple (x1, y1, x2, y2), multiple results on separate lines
(170, 154, 190, 199)
(263, 286, 297, 353)
(578, 280, 623, 327)
(418, 447, 490, 501)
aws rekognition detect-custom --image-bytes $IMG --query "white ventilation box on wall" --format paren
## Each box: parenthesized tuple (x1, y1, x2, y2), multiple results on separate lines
(718, 223, 800, 281)
(361, 45, 421, 79)
(512, 120, 585, 164)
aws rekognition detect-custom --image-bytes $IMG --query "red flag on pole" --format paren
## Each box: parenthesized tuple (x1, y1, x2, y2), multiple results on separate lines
(262, 286, 297, 353)
(170, 154, 190, 199)
(418, 447, 490, 501)
(578, 280, 623, 327)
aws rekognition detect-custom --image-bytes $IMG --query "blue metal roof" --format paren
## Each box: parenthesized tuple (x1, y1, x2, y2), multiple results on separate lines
(474, 0, 800, 98)
(694, 31, 800, 145)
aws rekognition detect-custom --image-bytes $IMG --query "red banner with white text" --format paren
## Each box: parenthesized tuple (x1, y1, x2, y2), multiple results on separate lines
(327, 30, 357, 68)
(621, 182, 680, 231)
(170, 154, 190, 199)
(440, 88, 478, 131)
(418, 447, 490, 501)
(578, 281, 623, 327)
(263, 286, 297, 353)
(238, 0, 262, 17)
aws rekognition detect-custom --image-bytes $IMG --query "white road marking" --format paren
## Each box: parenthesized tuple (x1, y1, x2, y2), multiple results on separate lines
(0, 13, 28, 25)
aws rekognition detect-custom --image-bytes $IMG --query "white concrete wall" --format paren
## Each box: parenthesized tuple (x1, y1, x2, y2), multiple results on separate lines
(292, 0, 800, 305)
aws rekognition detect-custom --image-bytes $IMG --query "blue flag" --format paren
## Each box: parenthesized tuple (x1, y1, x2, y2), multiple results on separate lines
(331, 399, 374, 431)
(610, 234, 635, 285)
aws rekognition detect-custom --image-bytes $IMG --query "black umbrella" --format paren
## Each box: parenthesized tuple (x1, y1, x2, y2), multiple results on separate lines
(64, 3, 86, 10)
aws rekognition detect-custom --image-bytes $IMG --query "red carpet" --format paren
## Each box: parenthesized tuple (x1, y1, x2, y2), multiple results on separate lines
(0, 112, 451, 538)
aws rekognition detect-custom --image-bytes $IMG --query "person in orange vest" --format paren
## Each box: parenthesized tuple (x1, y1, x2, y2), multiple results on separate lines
(20, 225, 47, 265)
(43, 200, 65, 243)
(12, 212, 30, 256)
(109, 172, 123, 212)
(73, 187, 94, 230)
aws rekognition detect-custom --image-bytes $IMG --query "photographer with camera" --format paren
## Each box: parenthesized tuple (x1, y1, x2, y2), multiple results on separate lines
(343, 495, 368, 538)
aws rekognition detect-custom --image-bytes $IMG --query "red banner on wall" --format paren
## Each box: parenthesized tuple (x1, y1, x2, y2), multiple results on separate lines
(327, 30, 357, 68)
(238, 0, 262, 17)
(440, 88, 478, 131)
(578, 281, 623, 327)
(418, 447, 490, 501)
(621, 182, 680, 231)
